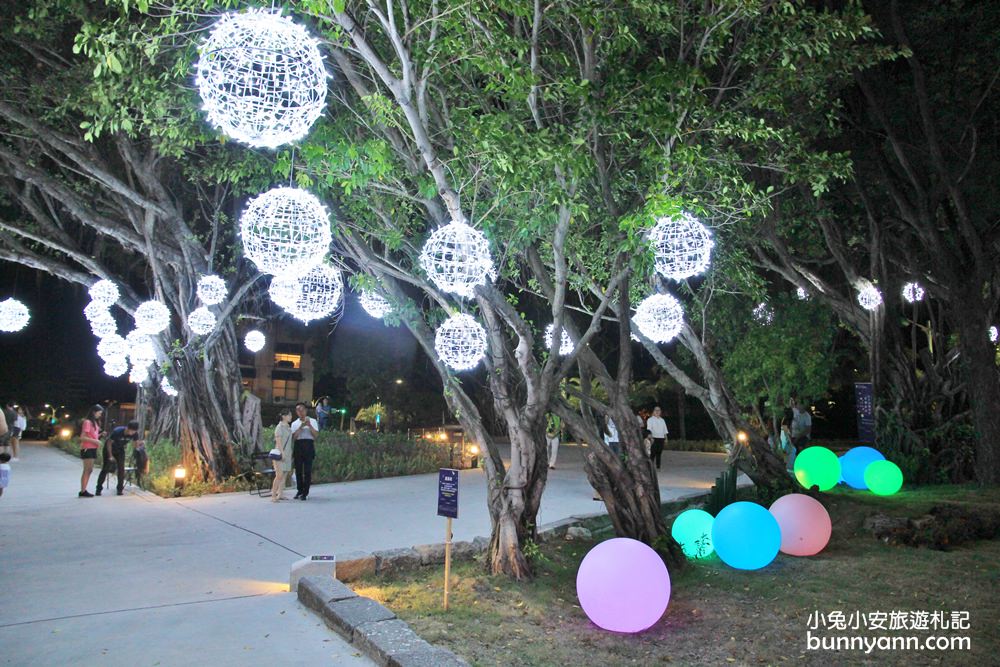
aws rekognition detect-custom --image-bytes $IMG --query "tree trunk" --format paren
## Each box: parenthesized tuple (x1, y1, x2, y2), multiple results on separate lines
(676, 388, 687, 442)
(955, 303, 1000, 485)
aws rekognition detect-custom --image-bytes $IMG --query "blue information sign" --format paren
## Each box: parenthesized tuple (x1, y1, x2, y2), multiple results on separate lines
(437, 468, 459, 519)
(854, 382, 875, 443)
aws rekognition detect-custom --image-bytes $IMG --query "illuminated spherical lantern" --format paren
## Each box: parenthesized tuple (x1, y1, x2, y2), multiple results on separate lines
(134, 300, 171, 335)
(359, 289, 392, 318)
(796, 286, 810, 301)
(89, 312, 118, 338)
(126, 330, 156, 366)
(793, 446, 841, 492)
(434, 313, 487, 371)
(633, 293, 684, 344)
(752, 302, 775, 325)
(768, 494, 832, 557)
(671, 508, 715, 559)
(544, 323, 573, 356)
(840, 446, 885, 490)
(864, 460, 904, 496)
(902, 282, 925, 304)
(418, 220, 494, 298)
(576, 538, 671, 633)
(240, 187, 332, 278)
(187, 306, 217, 336)
(195, 10, 327, 148)
(196, 275, 227, 305)
(712, 501, 781, 570)
(89, 279, 120, 306)
(278, 263, 344, 323)
(244, 329, 266, 353)
(990, 326, 998, 344)
(649, 212, 714, 281)
(103, 357, 128, 378)
(129, 363, 149, 385)
(97, 334, 128, 362)
(160, 377, 179, 398)
(856, 283, 883, 311)
(0, 298, 30, 332)
(83, 300, 109, 323)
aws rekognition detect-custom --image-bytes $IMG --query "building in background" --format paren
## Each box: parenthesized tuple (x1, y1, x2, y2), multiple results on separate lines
(239, 323, 315, 406)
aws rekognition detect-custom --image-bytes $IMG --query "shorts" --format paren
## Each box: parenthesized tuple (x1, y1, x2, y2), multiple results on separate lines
(80, 448, 98, 460)
(11, 427, 21, 438)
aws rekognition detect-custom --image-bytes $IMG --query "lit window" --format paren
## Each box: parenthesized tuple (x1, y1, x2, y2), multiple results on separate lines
(272, 379, 300, 402)
(274, 353, 301, 369)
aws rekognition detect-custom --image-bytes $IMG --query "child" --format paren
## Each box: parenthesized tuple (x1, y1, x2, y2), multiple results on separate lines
(0, 452, 10, 498)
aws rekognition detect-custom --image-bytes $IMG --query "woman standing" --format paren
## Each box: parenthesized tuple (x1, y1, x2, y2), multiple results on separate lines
(79, 405, 104, 497)
(271, 408, 294, 502)
(11, 406, 26, 461)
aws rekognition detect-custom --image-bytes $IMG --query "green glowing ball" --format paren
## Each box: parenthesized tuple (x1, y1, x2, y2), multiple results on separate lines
(793, 446, 841, 492)
(671, 509, 715, 558)
(864, 460, 903, 496)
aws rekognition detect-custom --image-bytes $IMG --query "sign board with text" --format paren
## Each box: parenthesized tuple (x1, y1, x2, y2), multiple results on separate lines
(437, 468, 459, 519)
(855, 382, 875, 443)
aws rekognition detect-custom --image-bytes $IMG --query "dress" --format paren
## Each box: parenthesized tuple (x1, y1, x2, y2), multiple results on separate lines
(271, 422, 294, 501)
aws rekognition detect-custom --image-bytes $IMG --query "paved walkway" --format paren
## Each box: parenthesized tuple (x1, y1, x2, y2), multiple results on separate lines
(0, 440, 738, 666)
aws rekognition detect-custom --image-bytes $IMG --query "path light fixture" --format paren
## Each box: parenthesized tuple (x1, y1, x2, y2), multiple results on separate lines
(173, 465, 187, 492)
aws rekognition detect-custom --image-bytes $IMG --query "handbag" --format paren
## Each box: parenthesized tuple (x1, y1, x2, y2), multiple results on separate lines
(268, 447, 283, 461)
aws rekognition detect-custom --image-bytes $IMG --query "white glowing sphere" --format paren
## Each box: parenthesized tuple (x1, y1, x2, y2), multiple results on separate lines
(544, 323, 573, 356)
(97, 334, 129, 362)
(359, 289, 392, 318)
(244, 329, 266, 352)
(435, 313, 488, 371)
(196, 275, 228, 305)
(89, 312, 118, 338)
(902, 282, 925, 303)
(160, 377, 179, 397)
(195, 9, 327, 148)
(103, 357, 128, 377)
(0, 298, 30, 332)
(796, 286, 810, 301)
(240, 187, 332, 278)
(649, 212, 714, 281)
(752, 302, 775, 325)
(88, 279, 120, 306)
(134, 300, 171, 334)
(187, 306, 217, 336)
(272, 263, 344, 323)
(857, 283, 883, 311)
(129, 364, 150, 385)
(990, 326, 998, 344)
(419, 221, 494, 298)
(126, 330, 157, 366)
(633, 293, 684, 343)
(84, 300, 109, 322)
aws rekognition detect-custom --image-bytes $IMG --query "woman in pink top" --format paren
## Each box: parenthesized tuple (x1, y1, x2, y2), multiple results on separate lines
(79, 405, 104, 498)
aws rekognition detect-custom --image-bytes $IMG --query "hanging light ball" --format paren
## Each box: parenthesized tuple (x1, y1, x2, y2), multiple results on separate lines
(435, 313, 488, 371)
(196, 275, 228, 305)
(103, 357, 128, 378)
(126, 330, 157, 366)
(359, 289, 392, 318)
(187, 306, 217, 336)
(648, 212, 714, 281)
(195, 9, 328, 149)
(134, 300, 171, 335)
(796, 286, 810, 301)
(89, 311, 118, 338)
(83, 300, 109, 323)
(419, 220, 494, 298)
(240, 187, 332, 278)
(89, 279, 120, 306)
(544, 323, 573, 356)
(273, 263, 344, 323)
(752, 302, 775, 325)
(97, 334, 129, 362)
(633, 293, 684, 344)
(160, 377, 179, 398)
(856, 283, 883, 311)
(244, 329, 266, 353)
(0, 298, 30, 333)
(129, 364, 150, 385)
(989, 326, 998, 344)
(901, 282, 925, 303)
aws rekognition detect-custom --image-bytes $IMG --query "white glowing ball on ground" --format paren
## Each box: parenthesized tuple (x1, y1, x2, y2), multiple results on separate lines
(195, 9, 327, 149)
(856, 283, 883, 311)
(196, 275, 228, 305)
(752, 302, 775, 325)
(648, 212, 714, 281)
(89, 312, 118, 338)
(129, 364, 150, 385)
(902, 282, 925, 303)
(796, 286, 810, 301)
(435, 313, 488, 371)
(134, 300, 171, 334)
(103, 357, 128, 377)
(0, 298, 30, 332)
(160, 377, 179, 398)
(273, 263, 344, 323)
(990, 326, 999, 344)
(187, 306, 217, 336)
(633, 293, 684, 344)
(126, 330, 156, 366)
(244, 329, 266, 353)
(89, 279, 120, 306)
(240, 187, 332, 278)
(359, 289, 392, 318)
(419, 221, 494, 298)
(84, 300, 109, 322)
(97, 334, 128, 362)
(544, 323, 573, 356)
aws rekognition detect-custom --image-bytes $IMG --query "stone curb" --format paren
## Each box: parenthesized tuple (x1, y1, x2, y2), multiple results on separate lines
(298, 576, 469, 667)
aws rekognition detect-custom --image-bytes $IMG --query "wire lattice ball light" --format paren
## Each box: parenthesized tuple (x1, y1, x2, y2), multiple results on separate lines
(902, 282, 925, 303)
(435, 313, 488, 371)
(84, 300, 109, 323)
(633, 293, 684, 344)
(856, 283, 883, 311)
(126, 330, 157, 367)
(187, 306, 217, 336)
(796, 286, 810, 301)
(161, 377, 179, 398)
(359, 289, 392, 318)
(104, 357, 128, 378)
(990, 326, 998, 344)
(129, 364, 150, 385)
(89, 279, 120, 306)
(89, 311, 118, 338)
(97, 334, 128, 362)
(195, 10, 328, 149)
(244, 329, 266, 353)
(752, 302, 775, 325)
(134, 300, 171, 335)
(544, 323, 573, 356)
(0, 298, 30, 333)
(649, 212, 714, 281)
(419, 221, 494, 298)
(196, 275, 228, 306)
(271, 263, 344, 323)
(240, 187, 332, 278)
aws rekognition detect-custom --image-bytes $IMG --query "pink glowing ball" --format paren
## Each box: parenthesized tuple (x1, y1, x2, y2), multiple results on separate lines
(768, 493, 832, 557)
(576, 537, 671, 633)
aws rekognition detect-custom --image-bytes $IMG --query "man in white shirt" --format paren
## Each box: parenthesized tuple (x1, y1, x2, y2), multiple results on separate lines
(646, 406, 669, 470)
(290, 402, 319, 500)
(791, 400, 813, 452)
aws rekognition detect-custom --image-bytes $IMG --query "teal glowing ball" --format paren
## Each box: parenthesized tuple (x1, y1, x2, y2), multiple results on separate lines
(671, 509, 715, 558)
(864, 460, 903, 496)
(712, 501, 781, 570)
(793, 446, 841, 491)
(840, 447, 885, 490)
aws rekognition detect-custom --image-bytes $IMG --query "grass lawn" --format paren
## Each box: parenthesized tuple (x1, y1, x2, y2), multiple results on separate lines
(353, 485, 1000, 666)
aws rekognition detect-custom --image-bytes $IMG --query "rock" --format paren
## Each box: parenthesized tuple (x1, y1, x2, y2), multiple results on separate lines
(537, 518, 577, 542)
(376, 548, 423, 575)
(471, 535, 489, 553)
(451, 540, 477, 561)
(565, 526, 593, 541)
(336, 551, 377, 582)
(413, 543, 447, 566)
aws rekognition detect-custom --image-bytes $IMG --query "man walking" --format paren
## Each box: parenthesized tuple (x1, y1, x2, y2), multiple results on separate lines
(546, 413, 560, 469)
(646, 406, 669, 470)
(291, 402, 319, 500)
(96, 420, 142, 496)
(791, 399, 813, 452)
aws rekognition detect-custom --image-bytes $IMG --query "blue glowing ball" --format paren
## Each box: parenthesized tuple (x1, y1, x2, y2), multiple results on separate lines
(712, 501, 781, 570)
(840, 446, 885, 490)
(671, 509, 715, 559)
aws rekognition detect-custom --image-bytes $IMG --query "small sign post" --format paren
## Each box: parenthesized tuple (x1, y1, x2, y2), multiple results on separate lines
(854, 382, 875, 443)
(437, 468, 459, 610)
